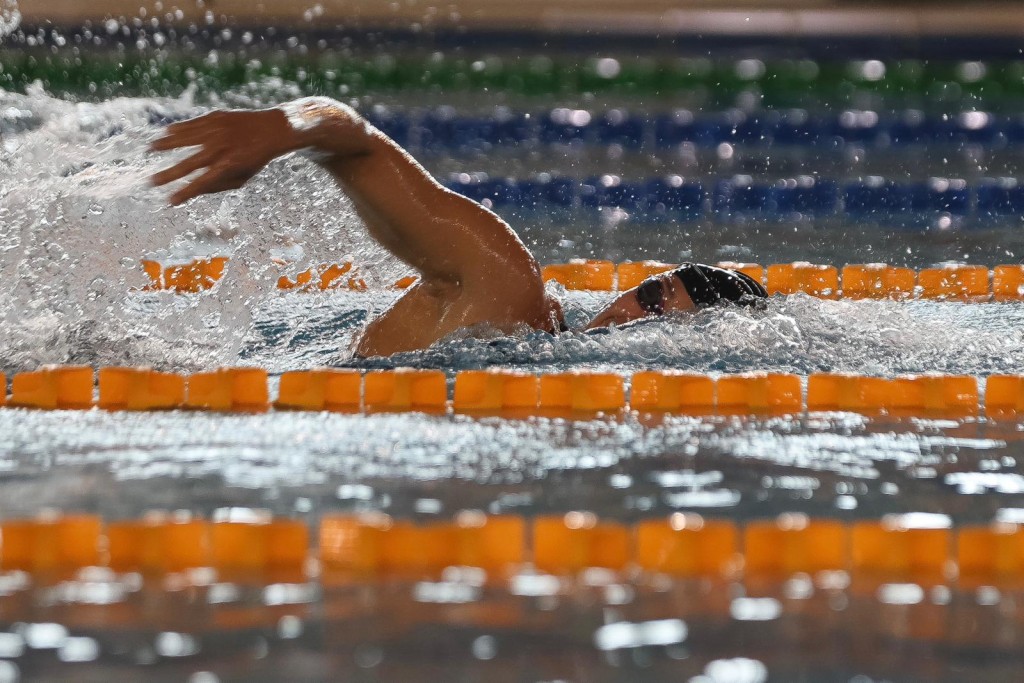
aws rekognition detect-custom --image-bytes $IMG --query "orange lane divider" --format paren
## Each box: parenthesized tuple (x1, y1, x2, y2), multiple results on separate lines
(319, 512, 526, 579)
(6, 511, 1024, 587)
(631, 371, 714, 414)
(363, 369, 447, 413)
(3, 367, 1023, 420)
(10, 365, 93, 409)
(538, 371, 626, 416)
(986, 375, 1024, 419)
(806, 373, 979, 417)
(275, 368, 362, 412)
(717, 372, 802, 415)
(908, 374, 979, 417)
(807, 374, 893, 415)
(993, 265, 1024, 302)
(851, 513, 953, 583)
(616, 261, 677, 290)
(137, 259, 1024, 301)
(277, 262, 368, 292)
(744, 514, 847, 577)
(0, 513, 101, 572)
(918, 264, 990, 300)
(142, 257, 227, 293)
(539, 261, 1024, 301)
(211, 511, 309, 578)
(533, 512, 630, 574)
(185, 367, 269, 412)
(767, 262, 839, 299)
(453, 369, 540, 415)
(541, 259, 615, 291)
(108, 511, 308, 576)
(107, 513, 211, 573)
(635, 513, 739, 578)
(98, 367, 185, 411)
(841, 264, 916, 299)
(957, 521, 1024, 587)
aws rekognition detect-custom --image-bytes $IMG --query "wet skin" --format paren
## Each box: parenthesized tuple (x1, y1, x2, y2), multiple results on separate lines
(585, 272, 697, 330)
(149, 97, 675, 356)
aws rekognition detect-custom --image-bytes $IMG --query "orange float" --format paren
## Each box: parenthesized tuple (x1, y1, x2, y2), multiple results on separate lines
(108, 513, 211, 573)
(744, 514, 847, 576)
(841, 264, 916, 299)
(143, 256, 227, 293)
(630, 371, 714, 414)
(211, 511, 272, 575)
(98, 367, 185, 411)
(538, 371, 625, 416)
(957, 522, 1024, 586)
(363, 369, 447, 413)
(452, 370, 539, 415)
(186, 367, 269, 411)
(917, 264, 989, 300)
(766, 262, 839, 299)
(541, 259, 615, 290)
(808, 373, 876, 414)
(277, 262, 367, 292)
(851, 513, 953, 583)
(992, 265, 1024, 301)
(276, 369, 362, 412)
(10, 365, 93, 409)
(319, 512, 392, 576)
(379, 520, 459, 577)
(0, 514, 101, 573)
(453, 511, 526, 575)
(716, 372, 802, 415)
(533, 512, 629, 573)
(986, 375, 1024, 418)
(915, 374, 979, 417)
(635, 514, 739, 577)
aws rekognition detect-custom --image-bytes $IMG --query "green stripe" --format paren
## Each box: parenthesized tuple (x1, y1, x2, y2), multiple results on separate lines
(2, 51, 1023, 110)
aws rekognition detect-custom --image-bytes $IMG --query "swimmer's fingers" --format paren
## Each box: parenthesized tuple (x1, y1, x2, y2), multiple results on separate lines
(168, 163, 251, 205)
(150, 130, 207, 152)
(150, 147, 220, 187)
(150, 114, 226, 151)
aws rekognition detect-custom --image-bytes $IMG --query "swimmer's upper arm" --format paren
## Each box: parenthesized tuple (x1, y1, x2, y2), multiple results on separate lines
(293, 100, 543, 312)
(325, 141, 538, 290)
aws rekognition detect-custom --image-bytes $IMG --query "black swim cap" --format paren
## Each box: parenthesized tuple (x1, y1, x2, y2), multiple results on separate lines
(672, 263, 768, 309)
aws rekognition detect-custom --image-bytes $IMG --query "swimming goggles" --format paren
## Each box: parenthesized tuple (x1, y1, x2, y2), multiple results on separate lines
(635, 277, 666, 315)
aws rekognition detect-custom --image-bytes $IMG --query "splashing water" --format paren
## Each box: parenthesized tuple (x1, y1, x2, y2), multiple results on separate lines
(0, 85, 401, 374)
(3, 85, 1024, 376)
(0, 0, 18, 38)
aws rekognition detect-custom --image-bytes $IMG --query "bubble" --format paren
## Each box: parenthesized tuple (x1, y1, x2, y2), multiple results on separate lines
(0, 0, 20, 38)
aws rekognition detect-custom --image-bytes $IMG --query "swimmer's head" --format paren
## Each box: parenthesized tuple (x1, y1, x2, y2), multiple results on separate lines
(584, 263, 768, 330)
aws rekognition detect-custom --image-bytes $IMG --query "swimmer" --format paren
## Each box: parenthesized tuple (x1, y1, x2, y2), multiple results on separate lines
(150, 97, 767, 357)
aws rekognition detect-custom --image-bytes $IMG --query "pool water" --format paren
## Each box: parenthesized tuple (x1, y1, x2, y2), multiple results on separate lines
(3, 28, 1024, 681)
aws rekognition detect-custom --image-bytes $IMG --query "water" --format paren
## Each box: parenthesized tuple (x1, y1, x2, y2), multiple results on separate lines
(3, 44, 1024, 680)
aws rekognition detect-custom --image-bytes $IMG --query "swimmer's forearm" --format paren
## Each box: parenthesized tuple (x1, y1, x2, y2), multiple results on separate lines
(277, 98, 381, 160)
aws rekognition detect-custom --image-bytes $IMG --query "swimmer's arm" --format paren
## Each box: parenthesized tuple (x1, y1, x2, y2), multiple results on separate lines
(150, 98, 542, 296)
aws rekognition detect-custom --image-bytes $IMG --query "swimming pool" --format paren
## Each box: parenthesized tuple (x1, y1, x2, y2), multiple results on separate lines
(4, 20, 1024, 681)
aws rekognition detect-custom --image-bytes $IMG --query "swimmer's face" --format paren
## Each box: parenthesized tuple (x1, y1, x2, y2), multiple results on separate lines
(584, 272, 696, 330)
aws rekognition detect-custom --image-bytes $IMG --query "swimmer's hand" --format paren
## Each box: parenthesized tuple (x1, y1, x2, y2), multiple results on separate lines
(150, 109, 296, 205)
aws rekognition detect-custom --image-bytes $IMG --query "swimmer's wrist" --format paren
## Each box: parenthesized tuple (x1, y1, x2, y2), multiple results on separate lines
(277, 97, 374, 157)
